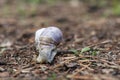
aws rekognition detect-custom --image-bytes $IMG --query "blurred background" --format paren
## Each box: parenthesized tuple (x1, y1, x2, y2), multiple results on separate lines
(1, 0, 120, 18)
(0, 0, 120, 44)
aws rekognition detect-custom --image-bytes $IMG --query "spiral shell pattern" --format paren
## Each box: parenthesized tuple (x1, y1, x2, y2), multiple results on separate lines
(35, 26, 63, 63)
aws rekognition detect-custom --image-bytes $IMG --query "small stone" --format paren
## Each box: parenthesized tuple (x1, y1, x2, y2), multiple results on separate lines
(0, 67, 5, 72)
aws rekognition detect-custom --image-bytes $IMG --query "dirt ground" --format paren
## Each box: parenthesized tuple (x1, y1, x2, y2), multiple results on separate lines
(0, 1, 120, 80)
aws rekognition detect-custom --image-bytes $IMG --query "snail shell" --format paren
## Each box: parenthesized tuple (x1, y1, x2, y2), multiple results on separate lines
(35, 26, 63, 63)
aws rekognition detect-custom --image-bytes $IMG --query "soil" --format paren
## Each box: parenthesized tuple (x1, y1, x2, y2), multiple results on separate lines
(0, 1, 120, 80)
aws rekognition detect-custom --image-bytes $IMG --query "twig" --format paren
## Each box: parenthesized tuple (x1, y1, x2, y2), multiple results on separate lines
(88, 40, 113, 47)
(13, 70, 21, 77)
(57, 50, 75, 54)
(0, 62, 7, 65)
(50, 57, 80, 70)
(67, 75, 92, 80)
(74, 62, 92, 75)
(67, 62, 92, 79)
(0, 61, 18, 66)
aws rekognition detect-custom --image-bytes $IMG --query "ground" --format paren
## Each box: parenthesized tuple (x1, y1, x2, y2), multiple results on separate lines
(0, 1, 120, 80)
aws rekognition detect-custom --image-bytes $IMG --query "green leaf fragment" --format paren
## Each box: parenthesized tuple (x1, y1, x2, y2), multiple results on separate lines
(90, 50, 97, 56)
(81, 47, 91, 53)
(70, 49, 79, 55)
(0, 48, 6, 55)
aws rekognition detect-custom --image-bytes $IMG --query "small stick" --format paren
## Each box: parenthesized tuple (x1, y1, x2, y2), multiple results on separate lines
(70, 62, 91, 76)
(13, 70, 21, 77)
(67, 75, 92, 80)
(0, 62, 7, 65)
(57, 50, 75, 54)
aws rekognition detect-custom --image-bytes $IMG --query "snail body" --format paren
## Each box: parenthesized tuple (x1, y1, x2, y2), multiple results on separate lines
(35, 26, 63, 63)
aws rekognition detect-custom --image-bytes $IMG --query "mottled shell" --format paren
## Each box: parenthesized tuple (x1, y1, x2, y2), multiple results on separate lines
(35, 26, 63, 63)
(35, 27, 63, 45)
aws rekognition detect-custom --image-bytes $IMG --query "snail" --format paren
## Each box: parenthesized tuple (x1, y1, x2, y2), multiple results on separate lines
(35, 26, 63, 63)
